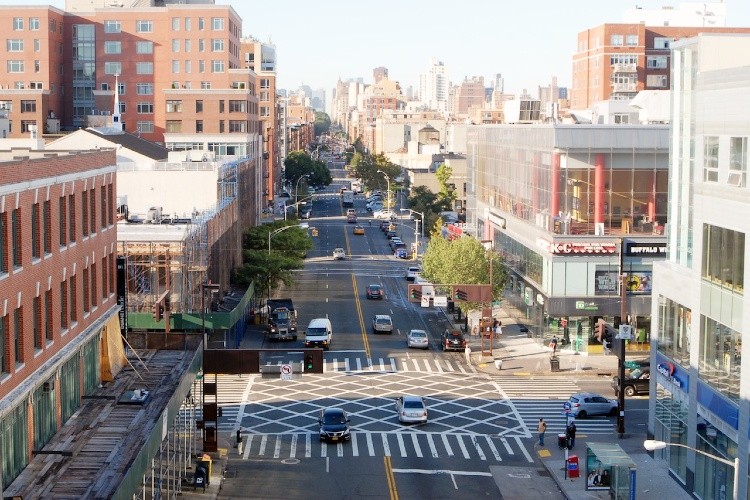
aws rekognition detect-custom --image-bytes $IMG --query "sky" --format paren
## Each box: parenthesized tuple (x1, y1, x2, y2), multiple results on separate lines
(15, 0, 750, 95)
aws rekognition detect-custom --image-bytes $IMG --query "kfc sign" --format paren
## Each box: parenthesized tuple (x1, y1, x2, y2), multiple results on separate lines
(538, 238, 618, 255)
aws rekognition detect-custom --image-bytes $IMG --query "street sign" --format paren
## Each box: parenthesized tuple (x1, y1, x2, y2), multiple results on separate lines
(421, 296, 430, 308)
(433, 296, 448, 307)
(616, 325, 633, 340)
(280, 364, 293, 380)
(562, 401, 571, 413)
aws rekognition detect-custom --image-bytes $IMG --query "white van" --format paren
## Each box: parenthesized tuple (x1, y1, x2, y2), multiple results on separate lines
(305, 318, 333, 349)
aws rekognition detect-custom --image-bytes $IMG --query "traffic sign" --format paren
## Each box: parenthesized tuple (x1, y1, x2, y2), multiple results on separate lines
(616, 325, 633, 340)
(280, 364, 293, 380)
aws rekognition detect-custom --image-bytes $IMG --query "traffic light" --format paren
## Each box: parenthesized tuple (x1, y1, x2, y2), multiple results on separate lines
(454, 288, 468, 301)
(152, 302, 163, 321)
(305, 354, 314, 371)
(594, 319, 604, 342)
(409, 286, 422, 301)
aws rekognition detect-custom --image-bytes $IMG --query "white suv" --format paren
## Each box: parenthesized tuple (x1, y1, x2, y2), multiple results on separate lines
(372, 314, 393, 334)
(333, 248, 345, 260)
(406, 266, 421, 281)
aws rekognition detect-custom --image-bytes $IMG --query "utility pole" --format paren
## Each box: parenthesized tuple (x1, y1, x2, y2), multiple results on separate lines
(617, 272, 627, 437)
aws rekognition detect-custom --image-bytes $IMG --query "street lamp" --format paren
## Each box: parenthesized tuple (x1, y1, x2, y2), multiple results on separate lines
(644, 440, 739, 500)
(400, 208, 424, 260)
(268, 224, 302, 255)
(377, 170, 390, 210)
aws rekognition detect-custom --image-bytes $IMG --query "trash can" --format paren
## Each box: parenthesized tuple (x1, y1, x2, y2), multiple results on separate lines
(558, 433, 568, 449)
(567, 454, 580, 479)
(550, 357, 560, 372)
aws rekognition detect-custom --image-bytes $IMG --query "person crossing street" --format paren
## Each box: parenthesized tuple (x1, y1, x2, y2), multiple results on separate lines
(537, 418, 547, 446)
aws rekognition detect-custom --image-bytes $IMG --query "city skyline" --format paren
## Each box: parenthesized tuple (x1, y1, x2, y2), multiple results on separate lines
(18, 0, 750, 95)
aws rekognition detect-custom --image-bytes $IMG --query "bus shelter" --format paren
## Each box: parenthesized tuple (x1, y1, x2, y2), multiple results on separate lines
(585, 442, 637, 499)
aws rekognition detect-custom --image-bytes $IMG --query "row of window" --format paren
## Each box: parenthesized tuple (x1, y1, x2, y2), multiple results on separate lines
(0, 186, 114, 274)
(5, 61, 44, 73)
(165, 120, 250, 133)
(703, 136, 748, 187)
(12, 17, 57, 32)
(5, 39, 43, 52)
(103, 17, 226, 34)
(167, 99, 250, 113)
(0, 255, 115, 376)
(101, 59, 235, 75)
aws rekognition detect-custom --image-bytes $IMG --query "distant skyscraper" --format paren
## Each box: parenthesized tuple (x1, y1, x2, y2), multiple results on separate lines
(373, 67, 388, 83)
(419, 59, 449, 115)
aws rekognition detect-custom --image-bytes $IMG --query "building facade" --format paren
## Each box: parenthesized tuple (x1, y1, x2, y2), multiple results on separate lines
(467, 124, 669, 354)
(0, 149, 120, 489)
(648, 33, 750, 499)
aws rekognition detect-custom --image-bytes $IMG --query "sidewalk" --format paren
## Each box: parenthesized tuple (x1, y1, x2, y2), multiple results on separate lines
(452, 304, 691, 500)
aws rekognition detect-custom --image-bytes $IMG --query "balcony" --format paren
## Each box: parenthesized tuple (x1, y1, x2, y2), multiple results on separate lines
(611, 82, 637, 93)
(611, 63, 637, 74)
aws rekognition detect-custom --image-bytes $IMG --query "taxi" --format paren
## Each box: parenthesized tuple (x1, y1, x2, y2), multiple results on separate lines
(353, 225, 365, 235)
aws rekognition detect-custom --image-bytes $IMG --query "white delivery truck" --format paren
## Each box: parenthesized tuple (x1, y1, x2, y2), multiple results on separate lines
(342, 190, 354, 207)
(305, 318, 333, 349)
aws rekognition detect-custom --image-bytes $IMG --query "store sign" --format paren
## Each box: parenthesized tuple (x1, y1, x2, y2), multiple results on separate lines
(656, 361, 687, 390)
(488, 211, 506, 229)
(595, 271, 619, 295)
(537, 238, 618, 255)
(625, 272, 652, 293)
(625, 242, 666, 256)
(575, 301, 599, 311)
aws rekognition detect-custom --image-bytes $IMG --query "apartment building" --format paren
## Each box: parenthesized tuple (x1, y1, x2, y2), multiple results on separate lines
(452, 76, 486, 119)
(571, 23, 750, 109)
(0, 148, 121, 489)
(649, 33, 750, 499)
(0, 3, 261, 159)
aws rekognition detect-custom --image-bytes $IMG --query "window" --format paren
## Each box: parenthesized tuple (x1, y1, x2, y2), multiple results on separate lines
(11, 209, 21, 268)
(107, 184, 113, 226)
(199, 61, 206, 73)
(219, 100, 225, 113)
(83, 268, 90, 314)
(59, 281, 68, 330)
(728, 137, 747, 188)
(137, 102, 153, 114)
(212, 17, 224, 30)
(260, 91, 269, 102)
(647, 56, 668, 69)
(0, 212, 6, 274)
(172, 39, 180, 52)
(33, 296, 42, 350)
(89, 189, 96, 235)
(21, 121, 37, 134)
(13, 308, 23, 364)
(198, 17, 205, 30)
(13, 17, 23, 30)
(43, 200, 51, 254)
(136, 20, 153, 33)
(229, 100, 246, 113)
(185, 60, 192, 74)
(610, 34, 623, 46)
(7, 61, 24, 73)
(136, 83, 153, 95)
(104, 61, 122, 75)
(212, 39, 224, 52)
(104, 41, 121, 54)
(219, 121, 225, 133)
(201, 81, 210, 90)
(196, 120, 203, 133)
(68, 194, 76, 243)
(196, 100, 203, 113)
(31, 203, 40, 259)
(30, 81, 43, 89)
(625, 34, 638, 46)
(166, 120, 182, 133)
(198, 39, 205, 52)
(59, 196, 67, 246)
(172, 60, 180, 73)
(166, 100, 182, 113)
(654, 37, 671, 49)
(613, 114, 630, 124)
(185, 17, 191, 31)
(101, 256, 108, 300)
(0, 315, 7, 374)
(137, 121, 154, 133)
(185, 39, 192, 52)
(135, 41, 153, 54)
(103, 20, 121, 33)
(7, 39, 24, 51)
(49, 19, 56, 32)
(136, 62, 154, 75)
(30, 17, 40, 31)
(69, 276, 77, 324)
(100, 189, 107, 230)
(211, 60, 224, 73)
(34, 39, 40, 52)
(260, 106, 270, 117)
(260, 78, 270, 89)
(171, 17, 180, 31)
(34, 60, 41, 73)
(229, 120, 247, 133)
(44, 289, 52, 341)
(90, 263, 97, 309)
(21, 100, 36, 113)
(699, 316, 741, 401)
(702, 224, 745, 293)
(646, 74, 668, 88)
(703, 136, 719, 182)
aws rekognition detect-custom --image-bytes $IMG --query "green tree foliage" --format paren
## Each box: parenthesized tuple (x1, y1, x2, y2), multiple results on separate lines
(407, 186, 451, 231)
(420, 227, 506, 307)
(233, 221, 313, 294)
(435, 163, 456, 202)
(314, 112, 331, 137)
(284, 151, 332, 190)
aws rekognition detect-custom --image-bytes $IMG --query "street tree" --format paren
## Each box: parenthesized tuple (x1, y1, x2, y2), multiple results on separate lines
(283, 150, 332, 190)
(314, 111, 331, 137)
(407, 186, 451, 230)
(435, 163, 457, 202)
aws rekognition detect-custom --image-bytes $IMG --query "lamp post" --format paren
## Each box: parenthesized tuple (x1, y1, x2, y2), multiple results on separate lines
(400, 208, 424, 260)
(644, 440, 739, 500)
(268, 224, 300, 255)
(377, 170, 390, 210)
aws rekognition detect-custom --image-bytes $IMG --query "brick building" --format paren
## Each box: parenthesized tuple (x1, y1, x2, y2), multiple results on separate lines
(0, 148, 121, 489)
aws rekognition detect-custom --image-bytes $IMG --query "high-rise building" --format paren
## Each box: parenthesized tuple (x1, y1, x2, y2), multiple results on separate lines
(419, 58, 449, 115)
(649, 33, 750, 499)
(571, 19, 750, 109)
(453, 76, 486, 119)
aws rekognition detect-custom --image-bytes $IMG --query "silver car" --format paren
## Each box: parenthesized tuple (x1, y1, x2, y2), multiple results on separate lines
(568, 392, 618, 418)
(395, 395, 428, 424)
(407, 329, 429, 349)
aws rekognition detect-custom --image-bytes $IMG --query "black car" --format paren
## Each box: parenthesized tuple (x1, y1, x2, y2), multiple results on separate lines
(441, 329, 467, 352)
(366, 284, 384, 300)
(318, 407, 351, 442)
(612, 368, 651, 397)
(385, 230, 397, 239)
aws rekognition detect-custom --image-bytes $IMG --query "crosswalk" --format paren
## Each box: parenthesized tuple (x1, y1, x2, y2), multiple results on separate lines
(239, 431, 534, 463)
(321, 356, 476, 374)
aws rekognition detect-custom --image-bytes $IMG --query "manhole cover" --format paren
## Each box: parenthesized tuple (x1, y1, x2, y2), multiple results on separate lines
(494, 419, 509, 426)
(281, 458, 300, 465)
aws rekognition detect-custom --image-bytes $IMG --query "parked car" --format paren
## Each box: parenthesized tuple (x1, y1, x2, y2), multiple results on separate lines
(372, 314, 393, 334)
(366, 284, 384, 300)
(568, 392, 618, 418)
(389, 238, 403, 250)
(300, 208, 312, 219)
(394, 248, 409, 259)
(374, 209, 395, 220)
(395, 395, 428, 424)
(385, 230, 398, 240)
(379, 221, 390, 231)
(441, 329, 467, 352)
(353, 225, 365, 235)
(318, 407, 351, 442)
(612, 368, 651, 397)
(333, 248, 345, 260)
(407, 329, 429, 349)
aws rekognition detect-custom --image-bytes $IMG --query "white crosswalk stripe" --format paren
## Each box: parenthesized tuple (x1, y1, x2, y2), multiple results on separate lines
(237, 432, 534, 462)
(320, 356, 475, 374)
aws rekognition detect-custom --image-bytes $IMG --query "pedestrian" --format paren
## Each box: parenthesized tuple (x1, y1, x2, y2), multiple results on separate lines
(566, 421, 576, 448)
(550, 336, 558, 356)
(494, 320, 503, 336)
(537, 418, 547, 446)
